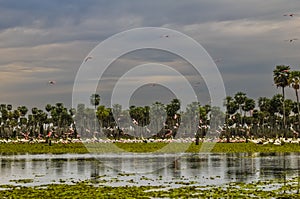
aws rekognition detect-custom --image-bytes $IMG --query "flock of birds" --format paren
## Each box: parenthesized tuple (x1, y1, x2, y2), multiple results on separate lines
(0, 135, 299, 145)
(283, 13, 298, 43)
(46, 13, 298, 90)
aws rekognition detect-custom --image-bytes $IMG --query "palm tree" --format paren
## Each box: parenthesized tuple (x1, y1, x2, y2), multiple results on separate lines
(129, 105, 151, 138)
(31, 107, 39, 136)
(198, 104, 210, 139)
(45, 104, 53, 113)
(17, 106, 28, 136)
(166, 99, 181, 117)
(165, 99, 181, 138)
(234, 92, 247, 115)
(258, 97, 271, 134)
(17, 106, 28, 135)
(242, 98, 256, 117)
(258, 97, 271, 113)
(224, 96, 239, 119)
(44, 104, 53, 132)
(7, 104, 12, 112)
(18, 106, 28, 117)
(289, 71, 300, 129)
(96, 105, 110, 136)
(49, 103, 72, 137)
(183, 102, 200, 137)
(271, 94, 284, 134)
(112, 104, 122, 124)
(37, 109, 47, 136)
(74, 104, 85, 136)
(90, 94, 100, 110)
(90, 94, 100, 132)
(273, 65, 290, 137)
(234, 92, 247, 126)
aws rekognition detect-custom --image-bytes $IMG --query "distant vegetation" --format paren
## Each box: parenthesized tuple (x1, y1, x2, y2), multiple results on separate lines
(0, 65, 300, 140)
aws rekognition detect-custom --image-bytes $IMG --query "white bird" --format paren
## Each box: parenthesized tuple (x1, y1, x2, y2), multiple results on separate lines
(218, 125, 224, 131)
(290, 125, 299, 136)
(273, 139, 281, 145)
(132, 119, 138, 125)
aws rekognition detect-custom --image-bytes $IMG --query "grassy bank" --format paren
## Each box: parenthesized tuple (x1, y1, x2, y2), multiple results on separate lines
(0, 142, 300, 154)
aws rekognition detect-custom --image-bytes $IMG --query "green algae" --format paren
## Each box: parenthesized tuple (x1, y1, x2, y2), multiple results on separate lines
(1, 178, 300, 198)
(9, 179, 34, 184)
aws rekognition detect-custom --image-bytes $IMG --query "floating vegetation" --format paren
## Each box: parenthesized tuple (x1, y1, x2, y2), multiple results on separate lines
(34, 175, 45, 178)
(1, 177, 300, 198)
(117, 172, 135, 177)
(9, 179, 33, 184)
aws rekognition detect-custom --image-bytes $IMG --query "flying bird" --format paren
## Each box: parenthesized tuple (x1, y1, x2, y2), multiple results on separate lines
(283, 13, 296, 17)
(285, 38, 298, 42)
(214, 58, 223, 63)
(84, 56, 93, 63)
(160, 34, 170, 38)
(48, 80, 56, 85)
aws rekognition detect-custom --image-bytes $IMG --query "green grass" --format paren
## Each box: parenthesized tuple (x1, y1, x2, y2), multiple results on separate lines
(0, 142, 89, 154)
(0, 142, 300, 154)
(210, 142, 300, 153)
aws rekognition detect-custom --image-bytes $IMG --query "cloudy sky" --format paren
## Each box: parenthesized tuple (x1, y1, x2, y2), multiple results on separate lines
(1, 0, 300, 110)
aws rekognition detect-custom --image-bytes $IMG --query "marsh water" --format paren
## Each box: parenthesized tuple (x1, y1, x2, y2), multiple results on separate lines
(0, 153, 299, 187)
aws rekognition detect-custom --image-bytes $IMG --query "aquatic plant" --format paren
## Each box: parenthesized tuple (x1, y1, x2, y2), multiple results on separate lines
(1, 178, 300, 198)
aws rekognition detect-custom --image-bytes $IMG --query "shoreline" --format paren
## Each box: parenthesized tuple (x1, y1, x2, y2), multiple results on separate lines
(0, 142, 300, 154)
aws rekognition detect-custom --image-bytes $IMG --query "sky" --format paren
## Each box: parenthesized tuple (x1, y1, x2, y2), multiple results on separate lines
(1, 0, 300, 110)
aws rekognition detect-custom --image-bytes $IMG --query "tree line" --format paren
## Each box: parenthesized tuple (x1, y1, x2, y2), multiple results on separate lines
(0, 65, 299, 140)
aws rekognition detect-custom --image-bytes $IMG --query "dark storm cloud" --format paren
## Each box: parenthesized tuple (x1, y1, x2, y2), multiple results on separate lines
(1, 0, 300, 48)
(1, 0, 300, 108)
(0, 0, 93, 29)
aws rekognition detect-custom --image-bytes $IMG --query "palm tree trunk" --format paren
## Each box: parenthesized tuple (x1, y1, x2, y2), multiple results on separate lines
(296, 89, 300, 131)
(282, 87, 286, 137)
(94, 105, 97, 133)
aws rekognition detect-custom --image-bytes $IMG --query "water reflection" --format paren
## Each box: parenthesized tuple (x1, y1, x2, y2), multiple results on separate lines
(0, 153, 299, 187)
